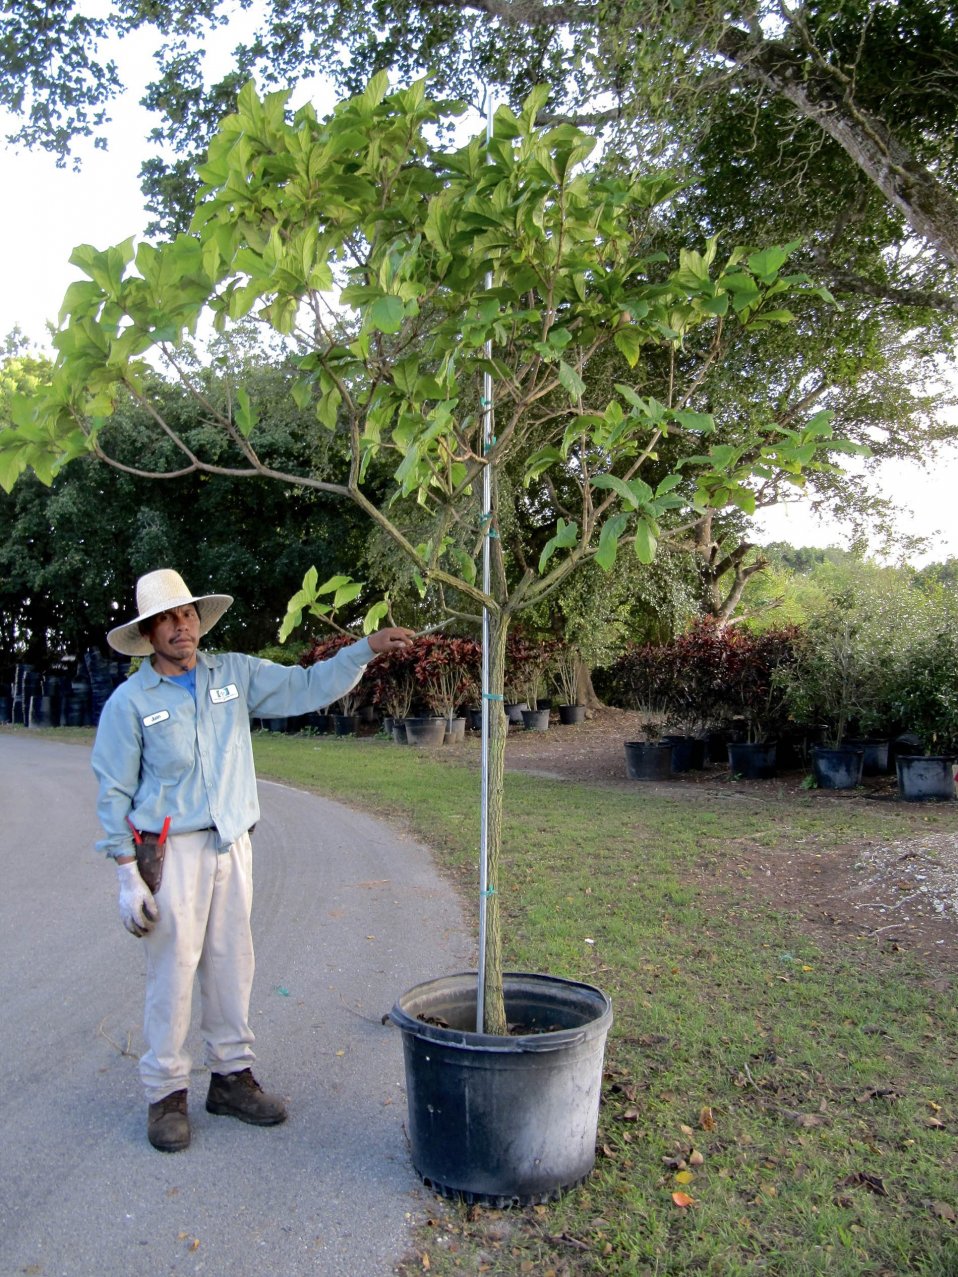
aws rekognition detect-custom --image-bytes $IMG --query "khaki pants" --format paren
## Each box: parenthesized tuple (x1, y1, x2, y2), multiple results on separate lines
(140, 829, 256, 1103)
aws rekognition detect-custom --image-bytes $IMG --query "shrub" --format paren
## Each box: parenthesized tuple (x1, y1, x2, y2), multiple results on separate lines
(413, 635, 482, 719)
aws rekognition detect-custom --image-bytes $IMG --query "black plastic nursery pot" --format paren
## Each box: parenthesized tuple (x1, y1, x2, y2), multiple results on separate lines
(811, 745, 864, 790)
(661, 734, 706, 773)
(558, 704, 585, 725)
(389, 972, 613, 1207)
(521, 707, 550, 732)
(727, 740, 777, 779)
(444, 716, 467, 743)
(405, 716, 446, 746)
(845, 739, 889, 776)
(624, 740, 673, 781)
(896, 755, 956, 802)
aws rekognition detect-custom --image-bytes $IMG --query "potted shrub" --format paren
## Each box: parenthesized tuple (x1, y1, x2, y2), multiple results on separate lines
(511, 634, 555, 731)
(369, 644, 419, 742)
(15, 80, 842, 1203)
(720, 627, 799, 779)
(893, 626, 958, 801)
(551, 644, 586, 725)
(779, 608, 880, 789)
(413, 634, 480, 742)
(614, 642, 674, 781)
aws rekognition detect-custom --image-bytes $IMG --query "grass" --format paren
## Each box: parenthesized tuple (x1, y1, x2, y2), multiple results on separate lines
(248, 732, 958, 1277)
(22, 725, 957, 1273)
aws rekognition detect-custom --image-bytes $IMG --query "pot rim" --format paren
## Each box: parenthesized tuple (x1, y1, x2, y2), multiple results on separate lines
(388, 970, 612, 1054)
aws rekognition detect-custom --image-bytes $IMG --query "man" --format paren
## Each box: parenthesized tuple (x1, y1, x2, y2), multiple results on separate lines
(92, 568, 414, 1152)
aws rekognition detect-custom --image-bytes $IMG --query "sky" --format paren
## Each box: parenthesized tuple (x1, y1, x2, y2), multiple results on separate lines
(1, 33, 957, 566)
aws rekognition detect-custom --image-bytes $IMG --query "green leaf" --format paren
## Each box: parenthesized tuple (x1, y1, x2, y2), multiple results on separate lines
(524, 446, 563, 486)
(747, 242, 800, 280)
(557, 360, 585, 400)
(291, 379, 312, 410)
(591, 472, 640, 509)
(595, 513, 629, 572)
(613, 326, 644, 367)
(538, 518, 579, 573)
(363, 599, 390, 634)
(672, 410, 715, 434)
(234, 387, 257, 437)
(332, 581, 364, 609)
(633, 519, 658, 564)
(367, 295, 406, 334)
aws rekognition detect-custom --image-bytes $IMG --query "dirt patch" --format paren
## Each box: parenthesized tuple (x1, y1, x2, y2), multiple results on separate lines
(502, 706, 958, 977)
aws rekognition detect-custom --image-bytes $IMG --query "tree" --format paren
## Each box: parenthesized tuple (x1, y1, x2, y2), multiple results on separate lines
(1, 78, 849, 1032)
(3, 0, 957, 273)
(0, 340, 376, 658)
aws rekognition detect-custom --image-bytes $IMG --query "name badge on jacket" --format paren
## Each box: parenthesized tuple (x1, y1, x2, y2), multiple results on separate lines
(210, 684, 239, 704)
(143, 710, 170, 727)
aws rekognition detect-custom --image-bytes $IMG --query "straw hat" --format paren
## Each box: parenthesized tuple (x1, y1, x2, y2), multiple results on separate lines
(107, 569, 234, 656)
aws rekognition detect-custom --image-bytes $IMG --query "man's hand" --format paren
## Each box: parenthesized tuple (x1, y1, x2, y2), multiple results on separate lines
(116, 859, 158, 937)
(367, 626, 416, 655)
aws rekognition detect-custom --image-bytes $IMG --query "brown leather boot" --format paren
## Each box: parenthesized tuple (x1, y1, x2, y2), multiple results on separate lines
(147, 1089, 190, 1152)
(205, 1069, 287, 1126)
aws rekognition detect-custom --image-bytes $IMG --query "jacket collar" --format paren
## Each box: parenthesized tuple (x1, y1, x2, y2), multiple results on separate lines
(137, 649, 221, 688)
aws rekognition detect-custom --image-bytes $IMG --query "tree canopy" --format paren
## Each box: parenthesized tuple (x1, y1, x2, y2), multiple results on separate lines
(3, 0, 957, 282)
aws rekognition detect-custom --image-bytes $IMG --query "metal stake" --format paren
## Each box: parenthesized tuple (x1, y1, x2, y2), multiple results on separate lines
(476, 94, 495, 1035)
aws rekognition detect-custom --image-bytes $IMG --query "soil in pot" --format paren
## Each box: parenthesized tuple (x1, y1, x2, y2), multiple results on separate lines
(896, 754, 956, 802)
(389, 972, 612, 1207)
(624, 740, 673, 781)
(811, 744, 864, 790)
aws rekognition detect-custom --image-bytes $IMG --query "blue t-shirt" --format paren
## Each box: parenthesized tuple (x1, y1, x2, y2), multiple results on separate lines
(168, 667, 197, 701)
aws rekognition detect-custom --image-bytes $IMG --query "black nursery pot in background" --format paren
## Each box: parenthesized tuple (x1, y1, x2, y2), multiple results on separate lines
(727, 740, 778, 779)
(624, 740, 673, 781)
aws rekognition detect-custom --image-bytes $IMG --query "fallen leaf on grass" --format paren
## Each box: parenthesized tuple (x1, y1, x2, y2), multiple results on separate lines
(928, 1200, 956, 1223)
(925, 1116, 946, 1129)
(675, 1170, 694, 1184)
(838, 1172, 888, 1197)
(672, 1191, 695, 1208)
(699, 1106, 716, 1131)
(789, 1112, 825, 1128)
(855, 1088, 901, 1104)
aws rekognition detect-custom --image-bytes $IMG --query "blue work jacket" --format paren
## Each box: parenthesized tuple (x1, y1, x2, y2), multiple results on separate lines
(91, 643, 374, 859)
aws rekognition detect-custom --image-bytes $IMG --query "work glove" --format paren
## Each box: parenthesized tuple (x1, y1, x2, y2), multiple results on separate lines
(116, 860, 158, 937)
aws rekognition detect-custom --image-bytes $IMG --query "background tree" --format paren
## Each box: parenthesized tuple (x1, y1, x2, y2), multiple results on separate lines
(0, 337, 375, 658)
(3, 0, 957, 274)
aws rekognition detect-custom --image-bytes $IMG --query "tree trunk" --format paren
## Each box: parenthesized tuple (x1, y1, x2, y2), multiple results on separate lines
(578, 658, 604, 709)
(717, 25, 958, 269)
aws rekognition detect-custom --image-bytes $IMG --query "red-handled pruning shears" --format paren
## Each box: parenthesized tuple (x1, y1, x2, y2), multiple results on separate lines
(126, 815, 172, 845)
